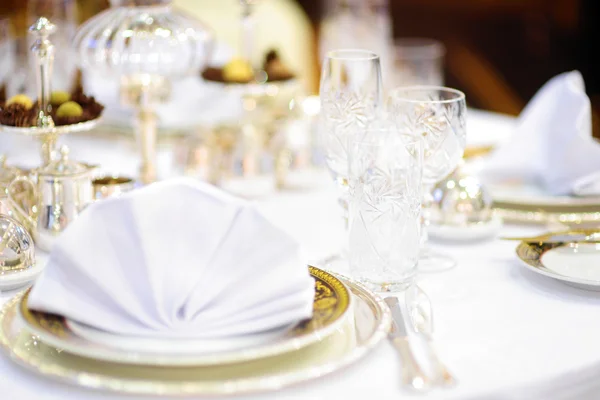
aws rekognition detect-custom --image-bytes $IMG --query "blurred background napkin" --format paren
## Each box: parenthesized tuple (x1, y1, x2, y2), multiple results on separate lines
(481, 71, 600, 196)
(28, 179, 314, 339)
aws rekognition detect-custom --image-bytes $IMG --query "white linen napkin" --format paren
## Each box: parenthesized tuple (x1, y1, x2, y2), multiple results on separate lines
(481, 71, 600, 196)
(28, 178, 315, 339)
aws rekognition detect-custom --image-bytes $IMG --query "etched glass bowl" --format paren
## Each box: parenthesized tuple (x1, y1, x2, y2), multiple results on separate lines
(0, 215, 35, 274)
(73, 0, 213, 79)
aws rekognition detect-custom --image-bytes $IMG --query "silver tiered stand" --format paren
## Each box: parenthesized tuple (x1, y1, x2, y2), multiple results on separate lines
(0, 18, 101, 165)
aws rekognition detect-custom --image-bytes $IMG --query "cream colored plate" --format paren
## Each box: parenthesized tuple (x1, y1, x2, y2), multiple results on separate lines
(489, 181, 600, 224)
(428, 216, 503, 242)
(0, 274, 390, 396)
(0, 253, 48, 291)
(0, 262, 44, 291)
(17, 267, 351, 366)
(490, 180, 600, 208)
(517, 234, 600, 291)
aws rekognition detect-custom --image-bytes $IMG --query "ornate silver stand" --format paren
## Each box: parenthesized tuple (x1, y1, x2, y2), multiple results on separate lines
(0, 18, 101, 165)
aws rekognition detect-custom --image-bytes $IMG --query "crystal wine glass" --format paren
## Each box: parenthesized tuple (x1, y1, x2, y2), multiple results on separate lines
(320, 50, 383, 218)
(392, 38, 445, 88)
(388, 86, 466, 272)
(318, 49, 382, 269)
(348, 128, 423, 291)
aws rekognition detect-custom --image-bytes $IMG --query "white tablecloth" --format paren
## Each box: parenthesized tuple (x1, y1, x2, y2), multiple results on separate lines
(2, 111, 600, 400)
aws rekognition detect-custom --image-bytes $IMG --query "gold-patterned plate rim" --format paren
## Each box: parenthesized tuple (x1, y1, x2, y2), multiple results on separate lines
(0, 273, 390, 396)
(494, 207, 600, 225)
(516, 229, 600, 286)
(17, 266, 351, 366)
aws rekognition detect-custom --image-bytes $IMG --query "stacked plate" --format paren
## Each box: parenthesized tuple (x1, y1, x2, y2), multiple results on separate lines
(0, 266, 390, 396)
(489, 180, 600, 224)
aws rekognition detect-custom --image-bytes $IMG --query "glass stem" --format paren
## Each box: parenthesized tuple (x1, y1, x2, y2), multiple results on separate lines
(338, 176, 350, 232)
(339, 194, 349, 231)
(135, 108, 158, 184)
(421, 184, 434, 249)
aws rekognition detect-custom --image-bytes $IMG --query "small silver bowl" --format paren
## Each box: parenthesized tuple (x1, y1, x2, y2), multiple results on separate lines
(0, 214, 35, 274)
(92, 176, 136, 200)
(431, 166, 493, 227)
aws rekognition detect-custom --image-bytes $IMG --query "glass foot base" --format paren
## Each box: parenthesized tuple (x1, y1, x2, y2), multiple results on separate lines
(359, 278, 413, 293)
(313, 253, 349, 275)
(314, 254, 415, 293)
(418, 248, 457, 273)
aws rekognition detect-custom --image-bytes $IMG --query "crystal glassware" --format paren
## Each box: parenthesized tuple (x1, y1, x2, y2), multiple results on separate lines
(392, 38, 445, 88)
(319, 0, 393, 81)
(388, 86, 466, 272)
(319, 49, 383, 224)
(239, 0, 261, 66)
(74, 0, 213, 184)
(348, 127, 423, 291)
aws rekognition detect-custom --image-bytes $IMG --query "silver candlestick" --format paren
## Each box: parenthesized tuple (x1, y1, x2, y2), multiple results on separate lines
(30, 17, 55, 130)
(120, 74, 171, 184)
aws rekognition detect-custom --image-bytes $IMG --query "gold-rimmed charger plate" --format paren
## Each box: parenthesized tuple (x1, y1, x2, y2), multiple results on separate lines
(0, 272, 390, 396)
(516, 230, 600, 291)
(16, 266, 351, 367)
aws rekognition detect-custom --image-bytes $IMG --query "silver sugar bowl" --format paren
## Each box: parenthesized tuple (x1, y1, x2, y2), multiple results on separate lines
(0, 214, 35, 274)
(7, 146, 96, 251)
(431, 164, 493, 226)
(0, 156, 32, 232)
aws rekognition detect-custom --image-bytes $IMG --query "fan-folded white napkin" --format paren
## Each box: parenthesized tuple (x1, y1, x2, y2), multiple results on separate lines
(28, 179, 315, 339)
(481, 71, 600, 196)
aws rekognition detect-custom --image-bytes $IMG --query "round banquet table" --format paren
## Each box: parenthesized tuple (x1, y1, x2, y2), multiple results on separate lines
(2, 110, 600, 400)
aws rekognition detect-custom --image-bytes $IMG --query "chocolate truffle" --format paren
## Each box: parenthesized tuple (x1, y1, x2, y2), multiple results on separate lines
(223, 58, 254, 83)
(56, 101, 83, 118)
(6, 94, 34, 110)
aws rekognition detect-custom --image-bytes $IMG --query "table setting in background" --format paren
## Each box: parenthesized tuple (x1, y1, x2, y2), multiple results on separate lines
(2, 1, 600, 399)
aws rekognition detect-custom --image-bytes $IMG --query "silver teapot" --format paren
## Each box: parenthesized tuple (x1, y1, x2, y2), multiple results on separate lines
(7, 146, 95, 252)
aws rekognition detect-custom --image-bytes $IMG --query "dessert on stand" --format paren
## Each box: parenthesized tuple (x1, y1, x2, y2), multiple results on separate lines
(0, 18, 104, 165)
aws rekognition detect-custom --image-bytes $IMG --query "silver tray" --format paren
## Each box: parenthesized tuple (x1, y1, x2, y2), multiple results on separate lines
(0, 118, 101, 137)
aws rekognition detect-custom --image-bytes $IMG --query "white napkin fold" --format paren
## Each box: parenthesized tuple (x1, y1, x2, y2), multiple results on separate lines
(28, 178, 314, 339)
(481, 71, 600, 196)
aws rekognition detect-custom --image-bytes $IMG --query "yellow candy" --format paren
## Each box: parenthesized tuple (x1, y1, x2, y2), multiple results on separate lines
(56, 101, 83, 118)
(223, 58, 254, 83)
(6, 94, 33, 110)
(50, 91, 71, 106)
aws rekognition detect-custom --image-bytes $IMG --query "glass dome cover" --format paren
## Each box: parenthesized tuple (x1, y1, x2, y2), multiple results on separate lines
(73, 0, 213, 78)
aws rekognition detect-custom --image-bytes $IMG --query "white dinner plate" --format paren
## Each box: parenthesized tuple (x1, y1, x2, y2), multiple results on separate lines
(489, 180, 600, 208)
(0, 262, 44, 291)
(0, 274, 390, 396)
(17, 267, 352, 366)
(65, 319, 295, 355)
(489, 180, 600, 224)
(516, 239, 600, 291)
(0, 252, 48, 291)
(428, 216, 503, 242)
